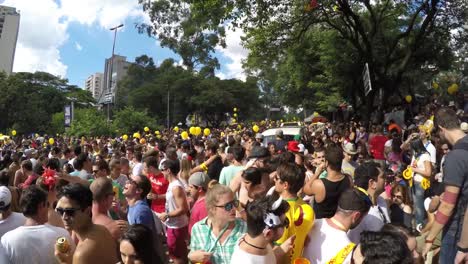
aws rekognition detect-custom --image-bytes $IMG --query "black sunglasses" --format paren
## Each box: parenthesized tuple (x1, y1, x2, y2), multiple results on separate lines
(215, 200, 239, 211)
(56, 207, 81, 217)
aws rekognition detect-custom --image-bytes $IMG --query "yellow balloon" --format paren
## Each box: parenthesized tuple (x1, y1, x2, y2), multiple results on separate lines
(144, 127, 150, 132)
(43, 143, 47, 147)
(139, 138, 146, 144)
(155, 130, 160, 135)
(253, 125, 259, 133)
(11, 130, 16, 136)
(122, 134, 128, 141)
(173, 126, 179, 132)
(232, 118, 237, 123)
(233, 113, 238, 117)
(405, 95, 412, 103)
(189, 127, 196, 135)
(203, 128, 211, 136)
(233, 107, 237, 112)
(181, 131, 189, 140)
(48, 138, 55, 145)
(195, 127, 202, 136)
(313, 112, 319, 117)
(432, 82, 439, 89)
(448, 83, 459, 95)
(133, 132, 141, 139)
(156, 135, 162, 139)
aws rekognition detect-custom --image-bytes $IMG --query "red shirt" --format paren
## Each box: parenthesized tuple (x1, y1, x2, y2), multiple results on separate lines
(189, 197, 208, 236)
(148, 172, 169, 213)
(369, 135, 388, 160)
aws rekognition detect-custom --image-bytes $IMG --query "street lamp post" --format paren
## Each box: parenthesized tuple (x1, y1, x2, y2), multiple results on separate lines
(107, 23, 124, 122)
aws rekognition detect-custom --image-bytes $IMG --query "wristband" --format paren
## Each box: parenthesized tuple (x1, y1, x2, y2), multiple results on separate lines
(425, 238, 434, 244)
(458, 246, 468, 253)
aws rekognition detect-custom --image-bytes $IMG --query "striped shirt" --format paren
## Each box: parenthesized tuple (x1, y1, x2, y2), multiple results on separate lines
(190, 217, 247, 264)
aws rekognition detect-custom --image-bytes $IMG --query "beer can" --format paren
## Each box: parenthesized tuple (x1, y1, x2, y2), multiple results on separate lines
(56, 237, 70, 253)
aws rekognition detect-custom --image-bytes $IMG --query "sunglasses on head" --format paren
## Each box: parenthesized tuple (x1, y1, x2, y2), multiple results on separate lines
(56, 207, 81, 217)
(269, 217, 290, 230)
(215, 200, 239, 211)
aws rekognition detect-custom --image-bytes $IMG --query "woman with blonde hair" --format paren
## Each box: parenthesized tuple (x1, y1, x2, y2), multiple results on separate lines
(189, 184, 247, 263)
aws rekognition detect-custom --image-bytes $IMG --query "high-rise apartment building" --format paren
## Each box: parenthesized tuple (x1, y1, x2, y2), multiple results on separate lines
(85, 73, 104, 99)
(0, 5, 20, 75)
(99, 55, 131, 104)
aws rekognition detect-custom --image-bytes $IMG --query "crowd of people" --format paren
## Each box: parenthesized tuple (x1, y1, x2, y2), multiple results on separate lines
(0, 105, 467, 264)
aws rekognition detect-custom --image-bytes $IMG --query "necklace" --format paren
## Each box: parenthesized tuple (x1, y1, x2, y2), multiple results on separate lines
(242, 237, 266, 250)
(329, 217, 347, 231)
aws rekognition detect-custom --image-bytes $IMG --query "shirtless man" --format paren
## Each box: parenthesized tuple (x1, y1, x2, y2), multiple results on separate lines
(229, 146, 270, 212)
(55, 183, 118, 264)
(89, 177, 128, 240)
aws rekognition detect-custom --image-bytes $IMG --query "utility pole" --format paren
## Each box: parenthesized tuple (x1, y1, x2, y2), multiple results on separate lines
(167, 88, 170, 128)
(107, 23, 124, 122)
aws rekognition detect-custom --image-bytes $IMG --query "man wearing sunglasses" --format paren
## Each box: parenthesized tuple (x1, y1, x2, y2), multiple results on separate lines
(348, 162, 388, 244)
(1, 185, 73, 264)
(55, 183, 118, 264)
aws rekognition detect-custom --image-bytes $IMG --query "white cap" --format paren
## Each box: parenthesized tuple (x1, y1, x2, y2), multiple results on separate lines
(0, 186, 12, 210)
(461, 122, 468, 133)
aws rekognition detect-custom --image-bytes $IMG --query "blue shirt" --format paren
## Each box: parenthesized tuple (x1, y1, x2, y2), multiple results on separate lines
(127, 200, 154, 231)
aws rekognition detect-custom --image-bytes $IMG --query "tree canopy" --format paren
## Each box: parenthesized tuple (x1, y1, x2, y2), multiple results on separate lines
(139, 0, 468, 116)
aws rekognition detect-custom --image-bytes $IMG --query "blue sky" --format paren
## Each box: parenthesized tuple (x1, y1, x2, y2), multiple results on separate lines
(1, 0, 247, 87)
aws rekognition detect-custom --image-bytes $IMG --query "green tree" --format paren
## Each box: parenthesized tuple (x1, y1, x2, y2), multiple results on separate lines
(140, 0, 467, 117)
(112, 107, 158, 134)
(68, 108, 111, 137)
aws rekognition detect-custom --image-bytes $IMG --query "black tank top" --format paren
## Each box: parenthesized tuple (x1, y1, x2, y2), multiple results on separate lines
(313, 177, 351, 219)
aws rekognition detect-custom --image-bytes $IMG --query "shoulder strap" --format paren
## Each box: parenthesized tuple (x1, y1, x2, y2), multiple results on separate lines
(326, 242, 356, 264)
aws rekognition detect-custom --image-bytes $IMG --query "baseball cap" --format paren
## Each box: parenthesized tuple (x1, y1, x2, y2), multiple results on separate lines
(287, 141, 300, 152)
(275, 129, 284, 138)
(0, 186, 12, 210)
(189, 172, 210, 189)
(338, 188, 371, 212)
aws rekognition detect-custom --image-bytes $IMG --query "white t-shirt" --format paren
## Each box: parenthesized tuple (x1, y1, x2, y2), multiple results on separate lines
(347, 196, 390, 243)
(424, 141, 436, 164)
(132, 162, 143, 177)
(0, 243, 8, 263)
(411, 153, 431, 182)
(0, 212, 26, 238)
(230, 238, 276, 264)
(165, 179, 188, 229)
(303, 219, 353, 264)
(1, 224, 73, 264)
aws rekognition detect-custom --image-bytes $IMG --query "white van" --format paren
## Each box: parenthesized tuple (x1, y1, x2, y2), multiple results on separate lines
(261, 126, 304, 146)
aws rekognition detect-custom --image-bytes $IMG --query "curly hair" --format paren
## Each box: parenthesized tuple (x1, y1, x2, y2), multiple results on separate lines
(359, 231, 413, 264)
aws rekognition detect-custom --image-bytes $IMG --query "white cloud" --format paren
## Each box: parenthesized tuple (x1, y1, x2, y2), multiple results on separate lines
(216, 28, 249, 81)
(74, 42, 83, 51)
(59, 0, 149, 29)
(4, 0, 68, 77)
(3, 0, 149, 78)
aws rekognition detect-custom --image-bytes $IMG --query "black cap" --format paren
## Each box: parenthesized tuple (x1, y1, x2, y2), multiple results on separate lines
(338, 188, 372, 212)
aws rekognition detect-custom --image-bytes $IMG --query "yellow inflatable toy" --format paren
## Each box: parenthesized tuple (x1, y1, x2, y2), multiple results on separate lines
(275, 197, 315, 264)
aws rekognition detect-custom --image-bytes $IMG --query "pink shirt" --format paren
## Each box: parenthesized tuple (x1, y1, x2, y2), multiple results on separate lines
(189, 197, 207, 236)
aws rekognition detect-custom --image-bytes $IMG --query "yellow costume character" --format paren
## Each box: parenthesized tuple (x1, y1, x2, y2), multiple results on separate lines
(275, 197, 315, 264)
